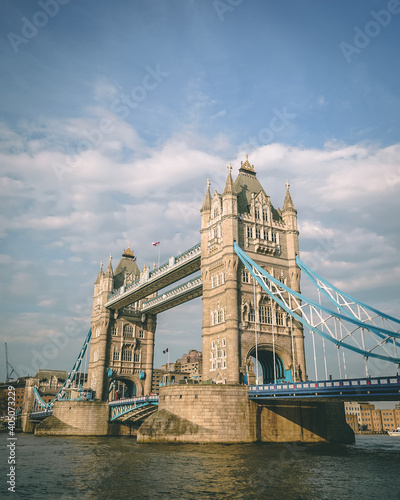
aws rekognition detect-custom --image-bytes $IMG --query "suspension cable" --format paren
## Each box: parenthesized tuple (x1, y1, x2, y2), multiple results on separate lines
(253, 273, 259, 385)
(318, 289, 328, 380)
(271, 297, 277, 384)
(289, 294, 296, 383)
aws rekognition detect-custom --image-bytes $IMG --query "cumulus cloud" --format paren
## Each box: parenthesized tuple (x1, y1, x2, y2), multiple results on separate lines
(1, 115, 399, 377)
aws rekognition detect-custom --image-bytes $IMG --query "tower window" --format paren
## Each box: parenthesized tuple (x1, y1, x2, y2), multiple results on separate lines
(111, 326, 117, 336)
(255, 207, 260, 219)
(255, 227, 261, 239)
(122, 349, 132, 361)
(263, 209, 268, 222)
(242, 269, 250, 283)
(123, 324, 133, 337)
(246, 226, 252, 238)
(259, 304, 271, 324)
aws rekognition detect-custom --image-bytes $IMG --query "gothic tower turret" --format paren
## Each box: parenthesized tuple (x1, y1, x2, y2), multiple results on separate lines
(87, 246, 157, 400)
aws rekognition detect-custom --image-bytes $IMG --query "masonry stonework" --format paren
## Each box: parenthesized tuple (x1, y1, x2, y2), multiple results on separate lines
(87, 246, 157, 401)
(35, 400, 110, 436)
(137, 385, 257, 443)
(137, 385, 354, 444)
(201, 158, 306, 386)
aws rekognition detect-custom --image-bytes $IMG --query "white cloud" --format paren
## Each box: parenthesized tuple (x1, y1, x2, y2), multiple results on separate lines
(1, 117, 399, 377)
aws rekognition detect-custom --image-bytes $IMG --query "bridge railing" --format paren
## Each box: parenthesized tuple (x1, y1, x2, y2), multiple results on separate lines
(249, 376, 400, 399)
(106, 243, 201, 304)
(109, 394, 159, 406)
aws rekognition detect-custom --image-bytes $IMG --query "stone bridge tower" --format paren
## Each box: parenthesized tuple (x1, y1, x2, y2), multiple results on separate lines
(87, 246, 156, 400)
(200, 157, 306, 384)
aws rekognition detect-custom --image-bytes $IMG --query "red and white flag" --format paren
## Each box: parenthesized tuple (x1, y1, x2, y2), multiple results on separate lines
(152, 241, 160, 246)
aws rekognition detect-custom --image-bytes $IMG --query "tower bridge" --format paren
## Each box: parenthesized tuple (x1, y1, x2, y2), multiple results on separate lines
(23, 156, 400, 443)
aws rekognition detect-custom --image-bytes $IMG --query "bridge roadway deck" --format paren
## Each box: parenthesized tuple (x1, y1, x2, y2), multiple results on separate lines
(30, 375, 400, 423)
(105, 243, 201, 310)
(249, 375, 400, 402)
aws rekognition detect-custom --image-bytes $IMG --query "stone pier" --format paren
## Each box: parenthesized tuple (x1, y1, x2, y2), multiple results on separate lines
(35, 400, 110, 436)
(138, 385, 354, 444)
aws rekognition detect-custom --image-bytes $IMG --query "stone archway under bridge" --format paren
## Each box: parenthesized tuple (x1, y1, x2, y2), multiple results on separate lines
(246, 344, 294, 384)
(108, 374, 144, 401)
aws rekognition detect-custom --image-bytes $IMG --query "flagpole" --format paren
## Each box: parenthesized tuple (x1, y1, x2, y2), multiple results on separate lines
(158, 244, 160, 269)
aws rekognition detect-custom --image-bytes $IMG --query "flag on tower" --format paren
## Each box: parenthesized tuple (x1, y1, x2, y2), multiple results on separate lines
(163, 348, 169, 354)
(152, 241, 160, 246)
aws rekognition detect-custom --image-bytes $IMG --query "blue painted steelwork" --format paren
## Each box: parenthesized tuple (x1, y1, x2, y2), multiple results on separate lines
(249, 376, 400, 400)
(109, 395, 159, 421)
(296, 256, 400, 327)
(33, 387, 50, 409)
(234, 243, 400, 363)
(30, 409, 53, 420)
(51, 328, 92, 403)
(296, 255, 400, 352)
(30, 329, 92, 411)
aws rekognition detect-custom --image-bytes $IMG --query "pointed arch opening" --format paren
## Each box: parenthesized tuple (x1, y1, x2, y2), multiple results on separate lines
(247, 345, 292, 384)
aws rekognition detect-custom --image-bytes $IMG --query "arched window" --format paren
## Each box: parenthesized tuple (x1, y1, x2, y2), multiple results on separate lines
(123, 324, 133, 337)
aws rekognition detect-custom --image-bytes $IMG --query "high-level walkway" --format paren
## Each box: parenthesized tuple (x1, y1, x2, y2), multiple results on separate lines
(105, 243, 201, 310)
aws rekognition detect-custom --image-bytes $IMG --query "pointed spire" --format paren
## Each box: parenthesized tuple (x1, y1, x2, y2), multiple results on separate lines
(282, 180, 296, 213)
(94, 260, 104, 285)
(223, 163, 237, 196)
(105, 254, 113, 278)
(201, 178, 212, 212)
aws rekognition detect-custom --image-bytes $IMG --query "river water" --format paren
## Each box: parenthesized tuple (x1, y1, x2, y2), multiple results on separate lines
(1, 434, 399, 499)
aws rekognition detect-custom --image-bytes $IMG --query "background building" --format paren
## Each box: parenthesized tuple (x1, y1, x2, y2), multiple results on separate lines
(345, 401, 400, 433)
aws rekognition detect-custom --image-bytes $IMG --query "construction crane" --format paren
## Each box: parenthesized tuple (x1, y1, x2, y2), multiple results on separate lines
(5, 343, 19, 383)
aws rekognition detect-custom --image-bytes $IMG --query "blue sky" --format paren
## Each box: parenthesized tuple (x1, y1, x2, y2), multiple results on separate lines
(0, 0, 399, 382)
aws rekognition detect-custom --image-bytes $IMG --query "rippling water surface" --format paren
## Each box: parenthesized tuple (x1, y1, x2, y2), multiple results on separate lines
(1, 434, 399, 499)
